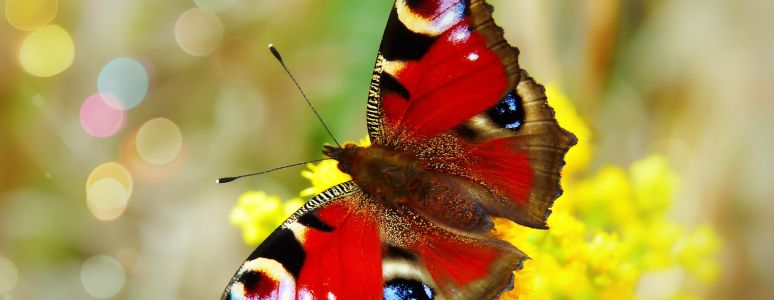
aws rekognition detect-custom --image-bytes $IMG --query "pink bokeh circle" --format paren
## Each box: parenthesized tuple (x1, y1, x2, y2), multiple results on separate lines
(80, 93, 126, 137)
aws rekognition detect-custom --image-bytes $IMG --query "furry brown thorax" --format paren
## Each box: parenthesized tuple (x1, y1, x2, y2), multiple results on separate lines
(323, 143, 494, 233)
(323, 143, 428, 204)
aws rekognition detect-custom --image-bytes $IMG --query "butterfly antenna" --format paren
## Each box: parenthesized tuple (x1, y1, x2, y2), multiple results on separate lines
(217, 158, 331, 184)
(268, 44, 342, 148)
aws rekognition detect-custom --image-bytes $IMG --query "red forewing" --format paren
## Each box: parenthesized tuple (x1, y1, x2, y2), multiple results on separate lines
(295, 198, 382, 299)
(221, 182, 383, 300)
(371, 0, 518, 142)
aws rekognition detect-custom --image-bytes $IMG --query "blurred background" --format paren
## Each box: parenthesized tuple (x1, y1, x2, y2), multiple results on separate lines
(1, 0, 772, 299)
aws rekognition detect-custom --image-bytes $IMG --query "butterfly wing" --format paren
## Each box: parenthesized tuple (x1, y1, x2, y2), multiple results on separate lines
(221, 182, 384, 300)
(378, 200, 527, 300)
(367, 0, 519, 144)
(222, 182, 526, 300)
(366, 0, 575, 229)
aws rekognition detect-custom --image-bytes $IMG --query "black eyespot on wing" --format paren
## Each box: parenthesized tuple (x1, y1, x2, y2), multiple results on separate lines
(299, 213, 334, 232)
(454, 123, 479, 140)
(405, 0, 472, 16)
(381, 73, 411, 100)
(405, 0, 423, 8)
(246, 228, 305, 277)
(240, 269, 278, 295)
(486, 91, 524, 131)
(385, 245, 417, 261)
(238, 270, 262, 288)
(380, 8, 436, 61)
(384, 278, 434, 300)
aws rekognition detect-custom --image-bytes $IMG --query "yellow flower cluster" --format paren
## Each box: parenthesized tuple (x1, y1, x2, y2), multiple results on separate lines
(496, 157, 720, 299)
(229, 86, 721, 299)
(498, 86, 721, 299)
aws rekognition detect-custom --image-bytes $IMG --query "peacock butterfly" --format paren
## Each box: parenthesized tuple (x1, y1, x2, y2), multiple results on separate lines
(222, 0, 575, 299)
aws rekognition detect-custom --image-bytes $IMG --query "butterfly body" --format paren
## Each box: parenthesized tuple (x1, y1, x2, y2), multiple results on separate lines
(324, 144, 427, 204)
(223, 1, 575, 299)
(324, 143, 494, 233)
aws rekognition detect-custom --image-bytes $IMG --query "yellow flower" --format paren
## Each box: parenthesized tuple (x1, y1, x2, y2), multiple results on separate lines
(570, 166, 636, 230)
(299, 159, 351, 197)
(674, 225, 721, 284)
(230, 191, 304, 246)
(630, 154, 678, 217)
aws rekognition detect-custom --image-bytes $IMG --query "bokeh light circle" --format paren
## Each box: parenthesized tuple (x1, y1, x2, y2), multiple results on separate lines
(120, 129, 188, 184)
(87, 162, 132, 192)
(81, 255, 126, 299)
(86, 162, 133, 221)
(193, 0, 236, 12)
(19, 24, 74, 77)
(136, 118, 183, 165)
(97, 57, 149, 110)
(87, 178, 129, 221)
(80, 93, 126, 137)
(5, 0, 58, 31)
(0, 257, 19, 293)
(174, 8, 224, 56)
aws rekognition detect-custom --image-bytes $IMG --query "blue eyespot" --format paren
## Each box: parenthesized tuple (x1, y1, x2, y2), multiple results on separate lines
(486, 92, 524, 131)
(383, 278, 434, 300)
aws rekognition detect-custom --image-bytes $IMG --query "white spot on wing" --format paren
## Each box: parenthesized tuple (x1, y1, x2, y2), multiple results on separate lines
(396, 0, 466, 36)
(423, 285, 433, 298)
(298, 288, 313, 300)
(450, 26, 471, 43)
(467, 52, 480, 61)
(287, 222, 308, 244)
(228, 285, 248, 300)
(431, 2, 465, 33)
(383, 60, 408, 76)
